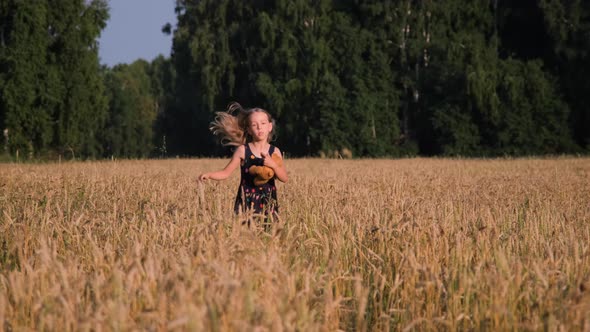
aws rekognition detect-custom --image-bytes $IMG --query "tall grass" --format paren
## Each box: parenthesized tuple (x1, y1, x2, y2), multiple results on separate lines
(1, 158, 589, 331)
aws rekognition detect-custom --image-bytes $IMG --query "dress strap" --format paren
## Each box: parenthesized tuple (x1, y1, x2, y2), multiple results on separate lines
(269, 145, 276, 156)
(244, 143, 251, 158)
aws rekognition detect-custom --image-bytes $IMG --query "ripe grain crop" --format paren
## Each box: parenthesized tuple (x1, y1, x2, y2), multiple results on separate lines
(1, 158, 589, 331)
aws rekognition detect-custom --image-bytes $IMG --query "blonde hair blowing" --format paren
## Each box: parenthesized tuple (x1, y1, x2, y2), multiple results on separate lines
(210, 102, 274, 147)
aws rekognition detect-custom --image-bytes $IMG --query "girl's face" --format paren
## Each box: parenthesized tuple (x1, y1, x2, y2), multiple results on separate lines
(247, 111, 273, 142)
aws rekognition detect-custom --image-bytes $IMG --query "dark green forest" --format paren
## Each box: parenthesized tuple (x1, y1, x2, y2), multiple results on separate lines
(1, 0, 589, 159)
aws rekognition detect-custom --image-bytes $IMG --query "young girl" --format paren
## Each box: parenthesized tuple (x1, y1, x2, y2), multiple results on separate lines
(199, 102, 287, 226)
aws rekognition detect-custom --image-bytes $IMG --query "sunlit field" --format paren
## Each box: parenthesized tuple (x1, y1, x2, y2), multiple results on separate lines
(1, 157, 589, 331)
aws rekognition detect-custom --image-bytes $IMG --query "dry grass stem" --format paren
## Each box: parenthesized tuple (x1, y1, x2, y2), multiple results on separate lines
(1, 158, 589, 331)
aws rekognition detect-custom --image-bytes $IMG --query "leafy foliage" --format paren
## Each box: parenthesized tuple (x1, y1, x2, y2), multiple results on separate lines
(103, 60, 158, 158)
(0, 0, 588, 159)
(0, 0, 109, 158)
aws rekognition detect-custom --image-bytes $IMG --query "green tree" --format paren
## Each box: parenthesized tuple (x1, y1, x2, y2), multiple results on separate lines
(0, 0, 109, 159)
(540, 0, 589, 150)
(493, 59, 574, 155)
(401, 0, 576, 156)
(497, 0, 587, 151)
(49, 0, 109, 158)
(170, 0, 405, 157)
(149, 55, 176, 158)
(103, 60, 158, 158)
(166, 0, 583, 157)
(0, 1, 53, 157)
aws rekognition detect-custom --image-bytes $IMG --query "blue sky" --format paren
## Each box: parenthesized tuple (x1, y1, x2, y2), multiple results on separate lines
(98, 0, 177, 67)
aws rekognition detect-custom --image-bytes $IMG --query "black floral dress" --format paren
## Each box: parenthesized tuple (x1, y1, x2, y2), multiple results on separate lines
(234, 144, 279, 219)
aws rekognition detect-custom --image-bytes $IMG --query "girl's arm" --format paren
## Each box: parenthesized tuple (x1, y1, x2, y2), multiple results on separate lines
(262, 149, 288, 183)
(199, 145, 244, 181)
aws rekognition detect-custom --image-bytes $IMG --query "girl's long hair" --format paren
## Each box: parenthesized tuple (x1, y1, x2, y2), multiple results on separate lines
(209, 102, 274, 146)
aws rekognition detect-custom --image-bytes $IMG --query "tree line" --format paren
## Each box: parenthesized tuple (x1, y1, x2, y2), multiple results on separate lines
(1, 0, 588, 159)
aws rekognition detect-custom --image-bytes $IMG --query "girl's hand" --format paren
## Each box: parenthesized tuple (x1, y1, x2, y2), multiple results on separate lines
(261, 152, 277, 169)
(199, 173, 210, 181)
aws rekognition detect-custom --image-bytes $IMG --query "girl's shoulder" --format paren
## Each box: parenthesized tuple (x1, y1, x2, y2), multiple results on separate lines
(233, 144, 247, 160)
(271, 145, 283, 158)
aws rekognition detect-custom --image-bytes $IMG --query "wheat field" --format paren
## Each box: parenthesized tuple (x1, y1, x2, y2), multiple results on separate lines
(0, 158, 589, 331)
